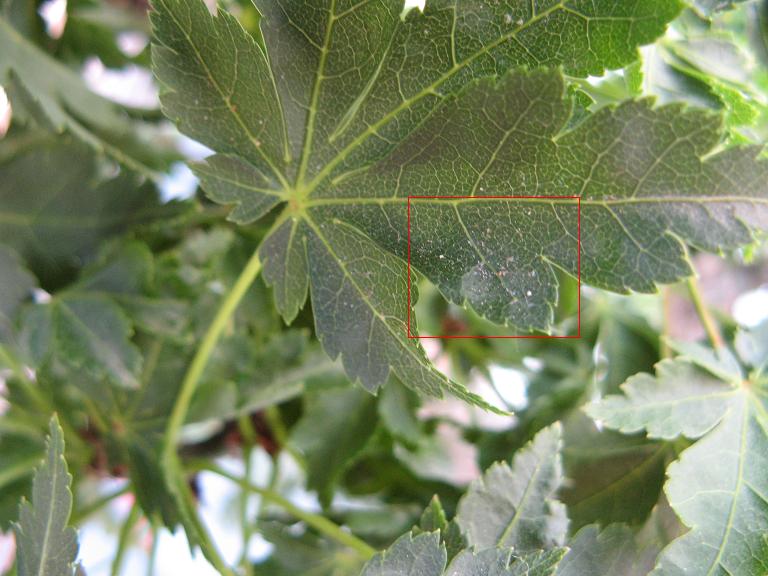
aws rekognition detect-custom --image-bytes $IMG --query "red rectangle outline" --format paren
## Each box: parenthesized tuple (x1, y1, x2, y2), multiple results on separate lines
(407, 195, 581, 339)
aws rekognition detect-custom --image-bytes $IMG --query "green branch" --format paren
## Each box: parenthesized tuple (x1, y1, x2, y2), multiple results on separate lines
(686, 276, 724, 349)
(160, 247, 264, 576)
(163, 248, 263, 458)
(196, 460, 377, 560)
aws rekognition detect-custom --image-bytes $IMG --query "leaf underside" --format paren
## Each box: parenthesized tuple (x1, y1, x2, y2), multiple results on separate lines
(151, 0, 768, 406)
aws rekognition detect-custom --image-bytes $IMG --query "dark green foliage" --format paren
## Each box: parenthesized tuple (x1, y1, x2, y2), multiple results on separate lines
(1, 0, 767, 575)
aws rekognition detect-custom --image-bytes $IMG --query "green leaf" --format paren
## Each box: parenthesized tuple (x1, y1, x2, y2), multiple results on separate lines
(255, 521, 365, 576)
(448, 548, 566, 576)
(561, 414, 670, 531)
(557, 502, 686, 576)
(361, 532, 445, 576)
(21, 294, 143, 389)
(415, 496, 467, 563)
(0, 17, 172, 175)
(13, 416, 80, 576)
(586, 359, 737, 440)
(291, 380, 378, 507)
(151, 0, 686, 406)
(456, 424, 567, 552)
(360, 531, 566, 576)
(74, 241, 190, 339)
(0, 244, 35, 342)
(588, 355, 768, 575)
(735, 320, 768, 371)
(0, 139, 186, 284)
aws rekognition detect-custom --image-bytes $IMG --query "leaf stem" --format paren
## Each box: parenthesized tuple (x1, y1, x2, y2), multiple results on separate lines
(163, 248, 263, 458)
(661, 287, 673, 358)
(237, 415, 257, 576)
(195, 460, 377, 560)
(686, 276, 724, 349)
(161, 247, 263, 576)
(111, 503, 142, 576)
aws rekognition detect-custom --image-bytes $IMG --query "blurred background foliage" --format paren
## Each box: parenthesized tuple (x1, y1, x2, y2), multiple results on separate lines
(0, 0, 767, 575)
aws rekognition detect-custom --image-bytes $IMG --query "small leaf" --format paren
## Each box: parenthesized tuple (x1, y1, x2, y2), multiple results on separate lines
(586, 359, 736, 440)
(456, 424, 567, 552)
(291, 380, 378, 507)
(13, 415, 80, 576)
(361, 532, 446, 576)
(21, 294, 143, 389)
(0, 244, 35, 341)
(417, 496, 448, 534)
(447, 548, 566, 576)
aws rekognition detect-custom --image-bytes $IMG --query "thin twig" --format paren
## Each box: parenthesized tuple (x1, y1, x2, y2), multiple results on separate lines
(686, 276, 724, 349)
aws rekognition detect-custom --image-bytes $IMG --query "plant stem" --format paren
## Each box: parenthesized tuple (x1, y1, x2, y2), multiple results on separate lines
(686, 276, 724, 349)
(147, 519, 160, 576)
(163, 249, 263, 460)
(167, 458, 236, 576)
(196, 461, 377, 560)
(238, 415, 257, 576)
(661, 287, 672, 358)
(160, 248, 263, 576)
(111, 503, 142, 576)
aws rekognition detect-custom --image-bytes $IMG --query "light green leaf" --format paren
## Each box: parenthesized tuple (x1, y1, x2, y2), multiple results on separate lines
(448, 548, 566, 576)
(13, 416, 80, 576)
(667, 339, 743, 384)
(735, 320, 768, 371)
(456, 424, 567, 552)
(652, 388, 768, 575)
(586, 359, 737, 440)
(361, 532, 446, 576)
(587, 355, 768, 575)
(557, 502, 685, 576)
(360, 531, 566, 576)
(151, 0, 690, 406)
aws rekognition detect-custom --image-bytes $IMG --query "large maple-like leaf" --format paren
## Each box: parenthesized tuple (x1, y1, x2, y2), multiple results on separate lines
(151, 0, 768, 405)
(587, 328, 768, 576)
